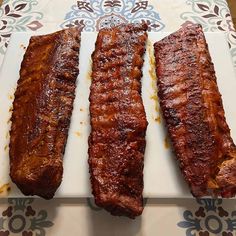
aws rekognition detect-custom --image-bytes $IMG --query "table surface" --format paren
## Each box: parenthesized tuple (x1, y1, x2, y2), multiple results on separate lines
(0, 0, 236, 235)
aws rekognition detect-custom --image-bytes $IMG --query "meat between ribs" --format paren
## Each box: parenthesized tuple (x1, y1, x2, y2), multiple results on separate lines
(89, 23, 148, 218)
(9, 27, 81, 199)
(154, 24, 236, 197)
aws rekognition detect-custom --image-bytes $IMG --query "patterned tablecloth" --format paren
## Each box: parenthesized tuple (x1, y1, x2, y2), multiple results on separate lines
(0, 0, 236, 235)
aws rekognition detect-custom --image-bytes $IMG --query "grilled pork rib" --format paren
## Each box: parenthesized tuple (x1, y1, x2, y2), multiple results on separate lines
(9, 28, 81, 199)
(88, 23, 148, 218)
(154, 24, 236, 197)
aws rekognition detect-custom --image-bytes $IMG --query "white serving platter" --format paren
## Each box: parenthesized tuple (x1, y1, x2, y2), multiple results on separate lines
(0, 31, 235, 198)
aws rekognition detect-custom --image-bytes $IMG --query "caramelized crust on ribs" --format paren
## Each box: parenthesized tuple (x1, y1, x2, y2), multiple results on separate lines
(9, 28, 81, 199)
(154, 24, 236, 198)
(88, 24, 148, 218)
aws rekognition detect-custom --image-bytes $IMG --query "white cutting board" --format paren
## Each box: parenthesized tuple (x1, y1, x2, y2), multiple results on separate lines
(0, 32, 235, 198)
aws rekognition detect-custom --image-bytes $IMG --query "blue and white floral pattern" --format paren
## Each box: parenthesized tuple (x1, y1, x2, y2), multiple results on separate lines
(0, 0, 44, 54)
(178, 199, 236, 236)
(60, 0, 165, 31)
(0, 199, 53, 236)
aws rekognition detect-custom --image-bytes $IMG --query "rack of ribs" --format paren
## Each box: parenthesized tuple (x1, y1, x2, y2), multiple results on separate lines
(88, 23, 148, 218)
(9, 27, 81, 199)
(154, 24, 236, 198)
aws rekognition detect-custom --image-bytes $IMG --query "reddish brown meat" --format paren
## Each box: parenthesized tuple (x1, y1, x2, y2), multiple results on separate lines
(154, 24, 236, 197)
(88, 23, 148, 218)
(9, 27, 81, 199)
